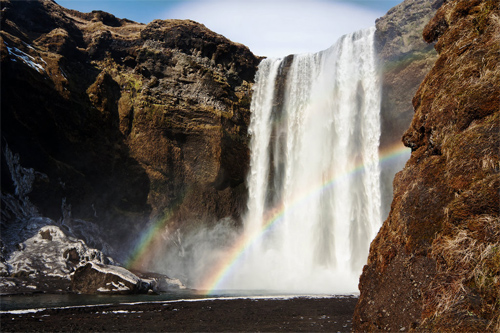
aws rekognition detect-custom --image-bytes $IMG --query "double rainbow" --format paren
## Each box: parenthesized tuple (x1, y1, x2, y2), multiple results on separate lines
(126, 142, 411, 294)
(198, 142, 410, 294)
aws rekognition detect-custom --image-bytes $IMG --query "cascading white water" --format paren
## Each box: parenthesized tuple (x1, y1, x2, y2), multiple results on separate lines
(222, 27, 382, 293)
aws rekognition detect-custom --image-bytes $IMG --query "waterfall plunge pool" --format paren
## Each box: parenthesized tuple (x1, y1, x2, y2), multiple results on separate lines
(0, 290, 359, 312)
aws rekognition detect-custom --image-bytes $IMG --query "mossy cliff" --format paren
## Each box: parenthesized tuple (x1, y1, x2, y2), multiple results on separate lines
(354, 0, 500, 331)
(375, 0, 443, 219)
(1, 0, 259, 260)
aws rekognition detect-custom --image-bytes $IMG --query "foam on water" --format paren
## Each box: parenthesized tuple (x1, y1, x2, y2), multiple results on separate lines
(208, 27, 382, 293)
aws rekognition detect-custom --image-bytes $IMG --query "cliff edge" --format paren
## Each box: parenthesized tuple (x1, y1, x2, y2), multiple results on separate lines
(354, 0, 499, 331)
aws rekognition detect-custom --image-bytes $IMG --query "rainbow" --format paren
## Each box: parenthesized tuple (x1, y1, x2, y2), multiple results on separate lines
(126, 187, 195, 271)
(198, 142, 411, 294)
(125, 142, 411, 291)
(126, 212, 170, 271)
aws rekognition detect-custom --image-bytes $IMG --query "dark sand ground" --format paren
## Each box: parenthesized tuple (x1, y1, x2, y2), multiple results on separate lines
(1, 296, 357, 332)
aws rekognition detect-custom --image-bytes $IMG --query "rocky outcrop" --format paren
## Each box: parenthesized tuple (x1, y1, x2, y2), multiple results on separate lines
(1, 224, 114, 294)
(71, 262, 185, 294)
(376, 0, 443, 148)
(0, 222, 184, 295)
(375, 0, 443, 219)
(1, 0, 259, 264)
(354, 0, 500, 331)
(71, 262, 147, 294)
(6, 225, 112, 278)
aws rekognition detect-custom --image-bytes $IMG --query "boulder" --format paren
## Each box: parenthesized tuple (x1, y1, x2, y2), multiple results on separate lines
(6, 225, 111, 279)
(71, 263, 186, 294)
(71, 262, 149, 294)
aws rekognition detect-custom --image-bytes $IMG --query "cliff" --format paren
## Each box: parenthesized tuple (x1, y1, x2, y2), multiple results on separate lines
(354, 0, 500, 331)
(0, 0, 259, 265)
(376, 0, 443, 148)
(375, 0, 443, 219)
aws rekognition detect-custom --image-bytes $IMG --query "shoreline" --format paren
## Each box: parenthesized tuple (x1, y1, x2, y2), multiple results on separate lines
(1, 295, 358, 332)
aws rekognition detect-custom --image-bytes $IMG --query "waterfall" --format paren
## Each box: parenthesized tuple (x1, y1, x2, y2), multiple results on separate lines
(224, 27, 381, 293)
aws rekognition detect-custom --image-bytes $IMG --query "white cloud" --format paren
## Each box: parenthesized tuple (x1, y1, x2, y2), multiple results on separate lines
(163, 0, 384, 57)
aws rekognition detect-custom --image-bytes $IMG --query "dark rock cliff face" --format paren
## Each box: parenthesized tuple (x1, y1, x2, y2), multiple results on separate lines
(354, 0, 500, 331)
(0, 0, 259, 261)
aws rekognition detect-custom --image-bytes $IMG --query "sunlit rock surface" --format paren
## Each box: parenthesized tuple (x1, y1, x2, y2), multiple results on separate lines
(375, 0, 443, 219)
(71, 262, 185, 294)
(377, 0, 443, 145)
(354, 0, 500, 331)
(1, 0, 259, 265)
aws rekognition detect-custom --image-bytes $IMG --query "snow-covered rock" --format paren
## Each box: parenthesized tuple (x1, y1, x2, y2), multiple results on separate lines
(71, 262, 149, 294)
(133, 270, 186, 292)
(152, 276, 185, 291)
(5, 43, 46, 73)
(71, 262, 187, 294)
(6, 225, 111, 279)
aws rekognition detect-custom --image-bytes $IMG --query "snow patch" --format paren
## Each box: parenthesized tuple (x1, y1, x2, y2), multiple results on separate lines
(5, 44, 45, 73)
(0, 280, 16, 288)
(89, 262, 140, 286)
(60, 67, 68, 79)
(109, 281, 130, 291)
(3, 308, 46, 314)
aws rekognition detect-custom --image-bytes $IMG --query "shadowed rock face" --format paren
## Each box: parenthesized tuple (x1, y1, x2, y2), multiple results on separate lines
(0, 0, 259, 260)
(354, 0, 500, 331)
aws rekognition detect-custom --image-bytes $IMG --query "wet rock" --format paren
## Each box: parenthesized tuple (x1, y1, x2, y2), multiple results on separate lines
(132, 270, 186, 292)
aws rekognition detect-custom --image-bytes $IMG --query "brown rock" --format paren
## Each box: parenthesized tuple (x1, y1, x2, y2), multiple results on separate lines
(1, 0, 259, 262)
(375, 0, 443, 219)
(71, 262, 149, 294)
(376, 0, 443, 149)
(355, 0, 500, 331)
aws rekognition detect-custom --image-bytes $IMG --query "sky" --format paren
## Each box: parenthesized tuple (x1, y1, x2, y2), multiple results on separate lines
(56, 0, 402, 57)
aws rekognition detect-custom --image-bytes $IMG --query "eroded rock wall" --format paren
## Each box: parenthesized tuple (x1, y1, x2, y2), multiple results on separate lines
(354, 0, 500, 331)
(376, 0, 443, 148)
(0, 0, 259, 261)
(376, 0, 443, 219)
